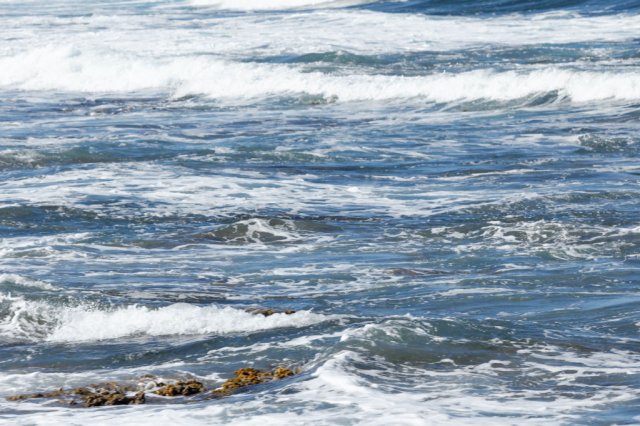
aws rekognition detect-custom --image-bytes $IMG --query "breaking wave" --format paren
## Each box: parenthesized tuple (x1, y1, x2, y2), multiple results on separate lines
(1, 47, 640, 104)
(0, 294, 329, 343)
(187, 0, 372, 10)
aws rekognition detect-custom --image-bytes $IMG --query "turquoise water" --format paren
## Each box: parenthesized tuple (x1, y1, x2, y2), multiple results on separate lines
(1, 0, 640, 424)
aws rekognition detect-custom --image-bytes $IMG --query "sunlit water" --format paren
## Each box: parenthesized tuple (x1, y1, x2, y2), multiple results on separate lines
(1, 0, 640, 424)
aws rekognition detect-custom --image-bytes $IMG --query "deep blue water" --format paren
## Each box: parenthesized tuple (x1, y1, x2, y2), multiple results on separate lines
(1, 0, 639, 424)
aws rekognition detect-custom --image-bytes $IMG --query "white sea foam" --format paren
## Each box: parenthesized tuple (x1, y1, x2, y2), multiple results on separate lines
(475, 220, 637, 260)
(1, 47, 639, 103)
(0, 232, 92, 260)
(2, 9, 640, 60)
(0, 161, 497, 220)
(203, 10, 640, 54)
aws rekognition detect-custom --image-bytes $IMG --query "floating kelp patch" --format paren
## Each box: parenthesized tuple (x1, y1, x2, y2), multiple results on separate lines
(213, 367, 296, 396)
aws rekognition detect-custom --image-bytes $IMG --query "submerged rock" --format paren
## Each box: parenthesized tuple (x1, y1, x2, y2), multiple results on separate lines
(6, 388, 66, 401)
(387, 268, 448, 276)
(84, 391, 145, 407)
(578, 134, 631, 153)
(7, 385, 145, 407)
(71, 383, 145, 407)
(6, 368, 297, 406)
(213, 367, 296, 395)
(154, 380, 204, 397)
(246, 308, 296, 317)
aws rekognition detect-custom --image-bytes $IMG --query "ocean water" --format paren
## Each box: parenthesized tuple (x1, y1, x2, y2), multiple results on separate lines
(1, 0, 640, 424)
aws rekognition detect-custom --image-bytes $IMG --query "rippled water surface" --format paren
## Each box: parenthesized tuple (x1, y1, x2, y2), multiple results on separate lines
(1, 0, 640, 424)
